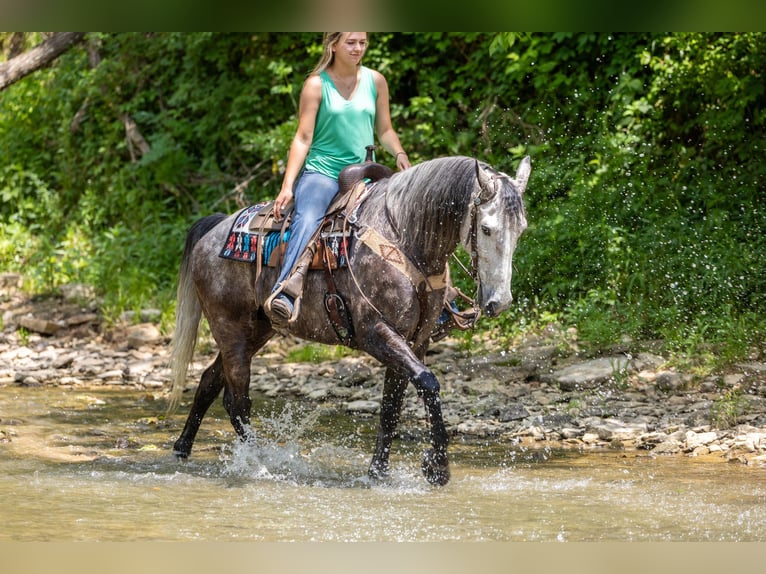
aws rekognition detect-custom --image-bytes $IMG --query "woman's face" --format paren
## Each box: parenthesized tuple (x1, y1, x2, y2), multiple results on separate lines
(333, 32, 368, 67)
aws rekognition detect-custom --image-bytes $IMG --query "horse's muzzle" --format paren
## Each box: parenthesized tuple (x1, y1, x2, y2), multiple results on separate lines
(480, 287, 512, 318)
(484, 300, 501, 318)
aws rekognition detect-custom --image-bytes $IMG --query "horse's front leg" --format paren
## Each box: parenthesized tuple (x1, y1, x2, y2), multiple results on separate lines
(366, 322, 450, 486)
(415, 369, 450, 486)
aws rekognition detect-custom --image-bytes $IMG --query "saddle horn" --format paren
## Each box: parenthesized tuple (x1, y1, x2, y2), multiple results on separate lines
(338, 147, 393, 195)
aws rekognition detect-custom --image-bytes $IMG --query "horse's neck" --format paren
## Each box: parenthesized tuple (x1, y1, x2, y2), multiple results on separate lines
(365, 189, 461, 276)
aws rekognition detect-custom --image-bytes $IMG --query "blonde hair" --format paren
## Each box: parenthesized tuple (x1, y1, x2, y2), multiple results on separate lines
(310, 32, 368, 75)
(311, 33, 344, 75)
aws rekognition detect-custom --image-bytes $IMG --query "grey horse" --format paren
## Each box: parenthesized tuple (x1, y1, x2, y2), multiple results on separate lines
(168, 155, 530, 485)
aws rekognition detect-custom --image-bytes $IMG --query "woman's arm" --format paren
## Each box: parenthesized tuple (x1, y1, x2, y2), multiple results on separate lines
(274, 74, 322, 219)
(372, 70, 410, 171)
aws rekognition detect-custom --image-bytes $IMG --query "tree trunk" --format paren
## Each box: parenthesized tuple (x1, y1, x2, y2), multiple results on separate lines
(0, 32, 86, 91)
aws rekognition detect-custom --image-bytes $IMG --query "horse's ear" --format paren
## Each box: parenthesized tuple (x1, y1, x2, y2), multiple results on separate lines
(475, 160, 496, 202)
(513, 156, 531, 195)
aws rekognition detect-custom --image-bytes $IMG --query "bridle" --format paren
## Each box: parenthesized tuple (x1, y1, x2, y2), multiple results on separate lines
(455, 170, 512, 301)
(349, 164, 513, 331)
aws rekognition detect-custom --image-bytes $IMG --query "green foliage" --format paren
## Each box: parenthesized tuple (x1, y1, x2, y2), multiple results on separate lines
(285, 343, 357, 363)
(1, 32, 764, 364)
(710, 388, 749, 429)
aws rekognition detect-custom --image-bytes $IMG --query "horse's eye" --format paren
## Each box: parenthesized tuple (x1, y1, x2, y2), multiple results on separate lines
(481, 225, 491, 236)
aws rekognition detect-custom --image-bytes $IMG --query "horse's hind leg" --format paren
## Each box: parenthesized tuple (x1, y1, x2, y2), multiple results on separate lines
(220, 346, 255, 440)
(215, 322, 276, 441)
(369, 367, 408, 480)
(173, 353, 225, 458)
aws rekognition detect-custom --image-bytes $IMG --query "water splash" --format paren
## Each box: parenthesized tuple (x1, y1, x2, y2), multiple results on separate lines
(220, 402, 372, 486)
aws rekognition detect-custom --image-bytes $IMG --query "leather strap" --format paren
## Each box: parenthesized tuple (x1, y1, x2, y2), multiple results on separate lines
(322, 241, 354, 345)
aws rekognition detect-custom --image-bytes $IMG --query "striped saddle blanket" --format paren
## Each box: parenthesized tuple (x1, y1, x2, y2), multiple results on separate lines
(218, 202, 349, 269)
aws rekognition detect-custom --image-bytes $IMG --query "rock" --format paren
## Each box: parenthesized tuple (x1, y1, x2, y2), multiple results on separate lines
(335, 359, 375, 387)
(560, 427, 583, 439)
(0, 273, 22, 290)
(699, 380, 718, 393)
(545, 357, 631, 391)
(127, 323, 162, 348)
(519, 345, 558, 370)
(652, 439, 682, 454)
(121, 309, 162, 323)
(52, 353, 76, 369)
(456, 419, 501, 437)
(65, 313, 98, 326)
(345, 400, 380, 414)
(581, 431, 602, 444)
(633, 352, 667, 371)
(19, 375, 42, 387)
(735, 362, 766, 373)
(498, 404, 530, 422)
(59, 283, 97, 302)
(655, 370, 682, 392)
(307, 388, 329, 400)
(685, 430, 718, 450)
(18, 316, 63, 336)
(723, 373, 745, 386)
(591, 419, 647, 441)
(71, 357, 104, 376)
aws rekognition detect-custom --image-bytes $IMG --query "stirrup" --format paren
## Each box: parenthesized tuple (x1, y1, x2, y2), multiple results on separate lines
(430, 305, 478, 342)
(265, 288, 301, 326)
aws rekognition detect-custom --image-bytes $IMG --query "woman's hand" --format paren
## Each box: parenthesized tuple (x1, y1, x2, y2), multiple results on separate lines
(273, 187, 294, 221)
(395, 152, 411, 171)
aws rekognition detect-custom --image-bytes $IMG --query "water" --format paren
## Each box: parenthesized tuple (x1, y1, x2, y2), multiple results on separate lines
(1, 386, 764, 541)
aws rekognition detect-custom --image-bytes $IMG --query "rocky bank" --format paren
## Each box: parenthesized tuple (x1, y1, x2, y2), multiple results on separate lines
(2, 274, 765, 468)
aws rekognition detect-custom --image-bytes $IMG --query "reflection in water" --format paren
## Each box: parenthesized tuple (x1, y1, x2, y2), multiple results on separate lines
(1, 387, 764, 541)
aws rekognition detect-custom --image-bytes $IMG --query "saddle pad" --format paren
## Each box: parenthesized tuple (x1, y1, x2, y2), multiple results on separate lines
(219, 204, 349, 268)
(219, 203, 290, 264)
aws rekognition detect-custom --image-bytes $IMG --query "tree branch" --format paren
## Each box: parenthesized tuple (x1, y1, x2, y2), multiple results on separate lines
(0, 32, 86, 91)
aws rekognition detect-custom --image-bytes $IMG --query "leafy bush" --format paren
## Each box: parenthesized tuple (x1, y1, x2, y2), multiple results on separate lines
(1, 32, 764, 363)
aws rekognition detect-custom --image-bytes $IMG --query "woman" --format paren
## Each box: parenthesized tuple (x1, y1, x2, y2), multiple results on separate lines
(266, 32, 410, 323)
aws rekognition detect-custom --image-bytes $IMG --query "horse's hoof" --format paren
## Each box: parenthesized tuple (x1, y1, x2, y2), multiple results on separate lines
(173, 441, 191, 460)
(368, 461, 389, 481)
(422, 449, 450, 486)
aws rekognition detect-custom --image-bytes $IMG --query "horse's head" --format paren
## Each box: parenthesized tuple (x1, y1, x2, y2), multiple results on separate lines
(465, 156, 530, 318)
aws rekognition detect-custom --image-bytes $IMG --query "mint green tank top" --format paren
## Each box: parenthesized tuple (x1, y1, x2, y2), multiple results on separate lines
(304, 66, 377, 179)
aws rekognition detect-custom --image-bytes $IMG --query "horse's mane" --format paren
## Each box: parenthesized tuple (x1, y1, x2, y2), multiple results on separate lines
(371, 156, 525, 267)
(378, 156, 478, 261)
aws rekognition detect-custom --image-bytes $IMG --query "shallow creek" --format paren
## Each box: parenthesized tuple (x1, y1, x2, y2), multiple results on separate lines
(1, 387, 764, 541)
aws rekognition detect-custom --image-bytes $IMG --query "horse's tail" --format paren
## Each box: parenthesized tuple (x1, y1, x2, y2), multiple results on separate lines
(167, 213, 228, 412)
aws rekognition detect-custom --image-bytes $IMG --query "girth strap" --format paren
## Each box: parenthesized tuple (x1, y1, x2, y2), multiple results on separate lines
(321, 241, 355, 346)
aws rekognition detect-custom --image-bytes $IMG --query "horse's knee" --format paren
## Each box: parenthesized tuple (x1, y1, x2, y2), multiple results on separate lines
(414, 370, 440, 396)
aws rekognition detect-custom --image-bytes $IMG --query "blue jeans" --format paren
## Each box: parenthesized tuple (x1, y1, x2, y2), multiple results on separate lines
(275, 170, 339, 288)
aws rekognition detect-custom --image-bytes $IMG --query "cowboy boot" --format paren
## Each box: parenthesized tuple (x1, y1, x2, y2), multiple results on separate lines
(265, 241, 317, 325)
